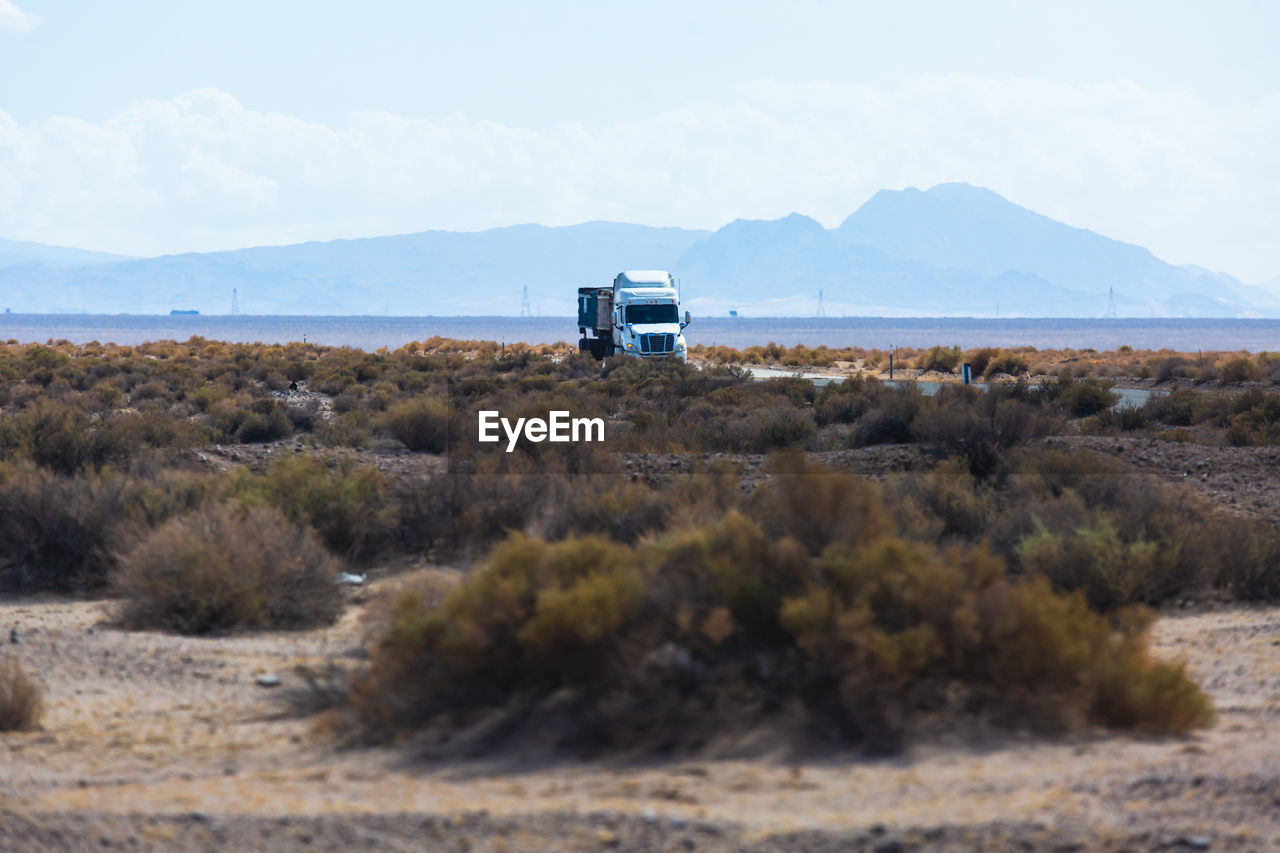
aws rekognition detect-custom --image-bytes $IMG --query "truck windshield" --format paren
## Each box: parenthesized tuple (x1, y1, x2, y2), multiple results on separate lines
(625, 304, 678, 324)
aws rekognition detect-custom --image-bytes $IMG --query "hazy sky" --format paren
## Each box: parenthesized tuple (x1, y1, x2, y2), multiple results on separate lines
(2, 1, 1278, 282)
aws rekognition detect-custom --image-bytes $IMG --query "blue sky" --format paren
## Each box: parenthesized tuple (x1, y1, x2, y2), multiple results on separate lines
(2, 0, 1278, 282)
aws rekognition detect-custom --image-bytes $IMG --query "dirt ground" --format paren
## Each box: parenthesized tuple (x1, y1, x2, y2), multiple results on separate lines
(2, 578, 1278, 851)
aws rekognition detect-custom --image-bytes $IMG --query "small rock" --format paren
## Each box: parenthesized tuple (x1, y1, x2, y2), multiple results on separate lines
(255, 674, 282, 688)
(9, 627, 17, 644)
(873, 839, 903, 853)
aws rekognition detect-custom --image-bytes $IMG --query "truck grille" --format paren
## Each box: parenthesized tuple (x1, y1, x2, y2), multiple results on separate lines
(639, 333, 675, 355)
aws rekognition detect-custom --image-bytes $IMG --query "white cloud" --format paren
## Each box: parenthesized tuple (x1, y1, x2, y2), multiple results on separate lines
(1, 77, 1278, 280)
(0, 0, 38, 32)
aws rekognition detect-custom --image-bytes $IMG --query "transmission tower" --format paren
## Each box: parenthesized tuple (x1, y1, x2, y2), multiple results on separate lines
(816, 289, 826, 318)
(1105, 286, 1117, 319)
(231, 288, 240, 316)
(520, 285, 531, 318)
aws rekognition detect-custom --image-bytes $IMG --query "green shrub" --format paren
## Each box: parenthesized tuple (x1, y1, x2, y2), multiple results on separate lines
(115, 503, 343, 634)
(918, 345, 963, 373)
(235, 456, 396, 562)
(1015, 520, 1177, 612)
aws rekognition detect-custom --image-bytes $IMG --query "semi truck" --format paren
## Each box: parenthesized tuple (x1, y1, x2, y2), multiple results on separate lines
(577, 270, 691, 362)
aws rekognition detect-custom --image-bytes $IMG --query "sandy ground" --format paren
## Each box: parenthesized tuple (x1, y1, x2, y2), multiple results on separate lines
(2, 584, 1278, 851)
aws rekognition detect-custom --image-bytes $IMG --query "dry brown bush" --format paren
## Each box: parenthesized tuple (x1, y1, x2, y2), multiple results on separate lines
(352, 471, 1213, 753)
(0, 657, 43, 731)
(115, 503, 344, 634)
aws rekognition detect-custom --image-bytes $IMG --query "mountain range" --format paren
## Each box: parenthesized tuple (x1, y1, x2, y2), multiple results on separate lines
(1, 184, 1275, 318)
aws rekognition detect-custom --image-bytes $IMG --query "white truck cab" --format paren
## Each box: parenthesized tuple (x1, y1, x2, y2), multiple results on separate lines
(578, 270, 690, 362)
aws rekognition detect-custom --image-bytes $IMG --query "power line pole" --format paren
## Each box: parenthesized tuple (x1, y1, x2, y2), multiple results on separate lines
(1105, 286, 1117, 319)
(231, 288, 240, 316)
(520, 285, 531, 318)
(817, 288, 826, 318)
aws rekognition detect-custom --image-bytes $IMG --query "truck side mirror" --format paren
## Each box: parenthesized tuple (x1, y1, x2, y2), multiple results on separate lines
(682, 310, 691, 328)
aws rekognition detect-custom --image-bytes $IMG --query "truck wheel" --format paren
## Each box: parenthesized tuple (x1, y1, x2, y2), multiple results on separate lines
(578, 338, 591, 353)
(604, 342, 616, 357)
(589, 339, 607, 359)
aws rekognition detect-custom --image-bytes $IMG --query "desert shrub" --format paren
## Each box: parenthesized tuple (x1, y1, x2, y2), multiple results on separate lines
(0, 658, 43, 732)
(394, 460, 550, 560)
(891, 457, 993, 541)
(1154, 356, 1192, 382)
(757, 453, 890, 555)
(1209, 520, 1280, 600)
(115, 503, 343, 634)
(814, 377, 888, 426)
(1015, 520, 1178, 612)
(379, 397, 450, 452)
(0, 400, 94, 474)
(209, 397, 294, 443)
(285, 402, 319, 432)
(721, 406, 816, 452)
(1220, 358, 1260, 383)
(994, 451, 1211, 609)
(0, 466, 126, 592)
(851, 387, 923, 446)
(354, 504, 1211, 750)
(540, 479, 671, 544)
(1094, 404, 1147, 432)
(966, 347, 1000, 378)
(315, 411, 372, 447)
(235, 456, 396, 562)
(236, 398, 294, 443)
(360, 567, 462, 642)
(331, 392, 362, 414)
(1223, 389, 1280, 446)
(918, 345, 962, 373)
(1054, 378, 1119, 418)
(97, 410, 206, 455)
(912, 386, 1056, 477)
(1140, 388, 1203, 427)
(984, 353, 1029, 378)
